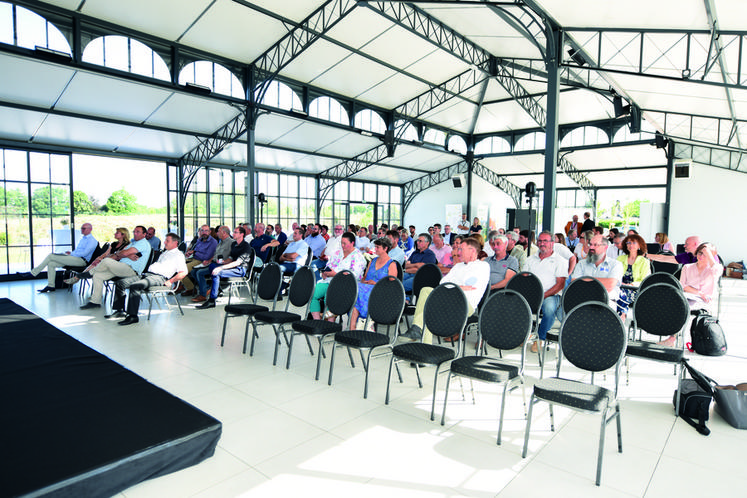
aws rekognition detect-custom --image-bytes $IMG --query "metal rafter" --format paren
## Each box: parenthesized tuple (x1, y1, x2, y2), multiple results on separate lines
(364, 0, 595, 198)
(402, 159, 522, 214)
(179, 0, 359, 205)
(318, 66, 490, 202)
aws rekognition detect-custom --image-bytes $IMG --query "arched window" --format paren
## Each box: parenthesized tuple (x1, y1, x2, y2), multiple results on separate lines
(256, 80, 303, 111)
(179, 61, 244, 99)
(561, 126, 608, 148)
(354, 109, 386, 135)
(309, 96, 349, 126)
(82, 35, 170, 81)
(474, 136, 511, 155)
(0, 2, 70, 53)
(514, 132, 546, 152)
(423, 128, 446, 147)
(447, 135, 468, 154)
(394, 120, 419, 142)
(613, 119, 655, 143)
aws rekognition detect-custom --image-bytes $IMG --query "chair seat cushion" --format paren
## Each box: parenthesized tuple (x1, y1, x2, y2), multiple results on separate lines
(626, 341, 684, 363)
(534, 377, 614, 412)
(292, 319, 342, 335)
(224, 304, 268, 316)
(392, 343, 455, 365)
(449, 356, 519, 382)
(147, 286, 172, 292)
(254, 311, 301, 324)
(333, 330, 390, 348)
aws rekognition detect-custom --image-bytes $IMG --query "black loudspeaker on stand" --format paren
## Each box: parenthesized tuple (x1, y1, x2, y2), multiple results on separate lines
(525, 182, 535, 257)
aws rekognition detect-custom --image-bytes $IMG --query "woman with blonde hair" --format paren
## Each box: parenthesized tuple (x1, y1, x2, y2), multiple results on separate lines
(655, 232, 674, 253)
(64, 227, 131, 285)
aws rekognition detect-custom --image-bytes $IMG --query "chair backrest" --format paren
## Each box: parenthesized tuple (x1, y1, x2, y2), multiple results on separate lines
(639, 271, 681, 292)
(393, 260, 403, 281)
(479, 289, 532, 351)
(285, 266, 316, 311)
(178, 241, 186, 253)
(560, 302, 627, 373)
(303, 246, 313, 267)
(87, 242, 109, 265)
(324, 270, 358, 317)
(651, 259, 681, 275)
(143, 249, 160, 273)
(562, 276, 608, 313)
(412, 263, 442, 298)
(423, 282, 469, 340)
(256, 262, 282, 302)
(367, 275, 405, 327)
(632, 282, 689, 338)
(506, 271, 544, 315)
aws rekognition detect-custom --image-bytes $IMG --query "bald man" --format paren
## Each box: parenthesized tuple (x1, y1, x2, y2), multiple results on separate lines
(30, 223, 98, 292)
(647, 235, 700, 265)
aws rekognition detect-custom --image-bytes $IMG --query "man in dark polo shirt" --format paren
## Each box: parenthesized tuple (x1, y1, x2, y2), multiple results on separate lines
(646, 235, 700, 265)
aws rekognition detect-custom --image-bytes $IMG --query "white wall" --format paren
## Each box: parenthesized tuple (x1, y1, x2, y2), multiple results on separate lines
(669, 162, 747, 264)
(403, 174, 516, 233)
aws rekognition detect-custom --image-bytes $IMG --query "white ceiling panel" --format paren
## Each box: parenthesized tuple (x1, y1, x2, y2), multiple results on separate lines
(404, 51, 471, 89)
(536, 0, 707, 30)
(311, 54, 399, 101)
(116, 128, 201, 158)
(146, 94, 241, 135)
(586, 168, 666, 186)
(243, 0, 320, 23)
(0, 54, 75, 108)
(38, 114, 137, 151)
(357, 73, 431, 110)
(316, 133, 381, 159)
(476, 101, 543, 133)
(255, 114, 305, 145)
(80, 0, 213, 42)
(270, 121, 350, 154)
(327, 8, 399, 51)
(281, 39, 352, 85)
(558, 89, 614, 124)
(354, 165, 425, 184)
(380, 144, 459, 171)
(359, 25, 442, 72)
(180, 1, 287, 64)
(55, 71, 172, 124)
(0, 107, 46, 142)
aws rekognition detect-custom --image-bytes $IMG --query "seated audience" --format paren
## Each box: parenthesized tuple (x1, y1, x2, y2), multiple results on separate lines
(349, 237, 398, 327)
(386, 229, 406, 266)
(64, 227, 129, 285)
(109, 233, 188, 325)
(276, 227, 310, 273)
(487, 233, 519, 290)
(616, 233, 651, 318)
(195, 226, 251, 307)
(309, 231, 366, 322)
(571, 234, 623, 306)
(647, 235, 700, 265)
(179, 225, 217, 295)
(30, 222, 98, 292)
(402, 233, 438, 291)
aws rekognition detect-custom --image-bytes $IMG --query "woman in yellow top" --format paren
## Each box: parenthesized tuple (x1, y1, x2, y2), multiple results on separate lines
(616, 233, 651, 318)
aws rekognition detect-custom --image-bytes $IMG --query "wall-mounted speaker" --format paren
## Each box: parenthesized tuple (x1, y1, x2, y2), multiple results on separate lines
(452, 175, 464, 188)
(674, 159, 692, 179)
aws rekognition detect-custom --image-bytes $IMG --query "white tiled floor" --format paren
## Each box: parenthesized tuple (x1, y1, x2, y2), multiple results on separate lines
(5, 277, 747, 497)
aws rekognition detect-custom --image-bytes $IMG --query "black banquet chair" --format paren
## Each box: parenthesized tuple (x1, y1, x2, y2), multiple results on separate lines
(385, 282, 469, 420)
(542, 276, 608, 377)
(505, 271, 544, 363)
(522, 302, 627, 486)
(220, 262, 282, 354)
(252, 266, 316, 366)
(328, 275, 405, 398)
(625, 282, 690, 414)
(638, 271, 682, 292)
(402, 263, 442, 329)
(287, 270, 358, 380)
(441, 289, 533, 445)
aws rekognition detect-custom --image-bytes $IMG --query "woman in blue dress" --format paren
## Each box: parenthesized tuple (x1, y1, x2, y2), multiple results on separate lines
(349, 237, 398, 327)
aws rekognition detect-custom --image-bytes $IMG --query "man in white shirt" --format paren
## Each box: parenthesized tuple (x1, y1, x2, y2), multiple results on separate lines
(456, 213, 470, 235)
(355, 227, 372, 252)
(277, 228, 310, 273)
(525, 231, 568, 352)
(571, 234, 624, 304)
(110, 233, 187, 325)
(606, 233, 625, 261)
(30, 222, 98, 292)
(402, 238, 489, 342)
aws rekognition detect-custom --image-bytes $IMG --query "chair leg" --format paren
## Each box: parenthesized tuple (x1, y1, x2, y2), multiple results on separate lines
(363, 349, 374, 399)
(615, 403, 623, 453)
(220, 312, 230, 347)
(327, 340, 337, 386)
(314, 336, 325, 381)
(174, 293, 184, 315)
(272, 325, 283, 366)
(346, 346, 355, 368)
(430, 365, 441, 421)
(249, 320, 260, 356)
(595, 405, 610, 486)
(522, 392, 536, 458)
(497, 382, 510, 445)
(414, 363, 423, 388)
(304, 334, 314, 356)
(385, 355, 396, 405)
(285, 332, 296, 370)
(241, 317, 252, 354)
(440, 373, 453, 426)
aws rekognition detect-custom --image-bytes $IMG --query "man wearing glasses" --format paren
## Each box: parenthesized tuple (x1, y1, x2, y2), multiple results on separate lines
(524, 231, 569, 353)
(196, 226, 252, 309)
(402, 233, 438, 292)
(310, 224, 345, 279)
(571, 233, 623, 304)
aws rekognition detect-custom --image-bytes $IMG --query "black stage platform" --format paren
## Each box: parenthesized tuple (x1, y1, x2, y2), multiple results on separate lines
(0, 298, 221, 497)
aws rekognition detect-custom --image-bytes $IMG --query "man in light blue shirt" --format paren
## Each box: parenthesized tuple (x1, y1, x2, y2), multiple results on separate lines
(278, 228, 310, 273)
(304, 223, 326, 258)
(80, 225, 151, 310)
(31, 222, 98, 292)
(386, 229, 406, 266)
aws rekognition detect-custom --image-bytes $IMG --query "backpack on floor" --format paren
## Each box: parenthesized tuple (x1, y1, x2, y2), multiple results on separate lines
(689, 310, 727, 356)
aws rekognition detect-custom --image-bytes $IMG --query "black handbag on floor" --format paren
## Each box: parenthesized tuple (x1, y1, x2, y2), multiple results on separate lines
(674, 359, 716, 435)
